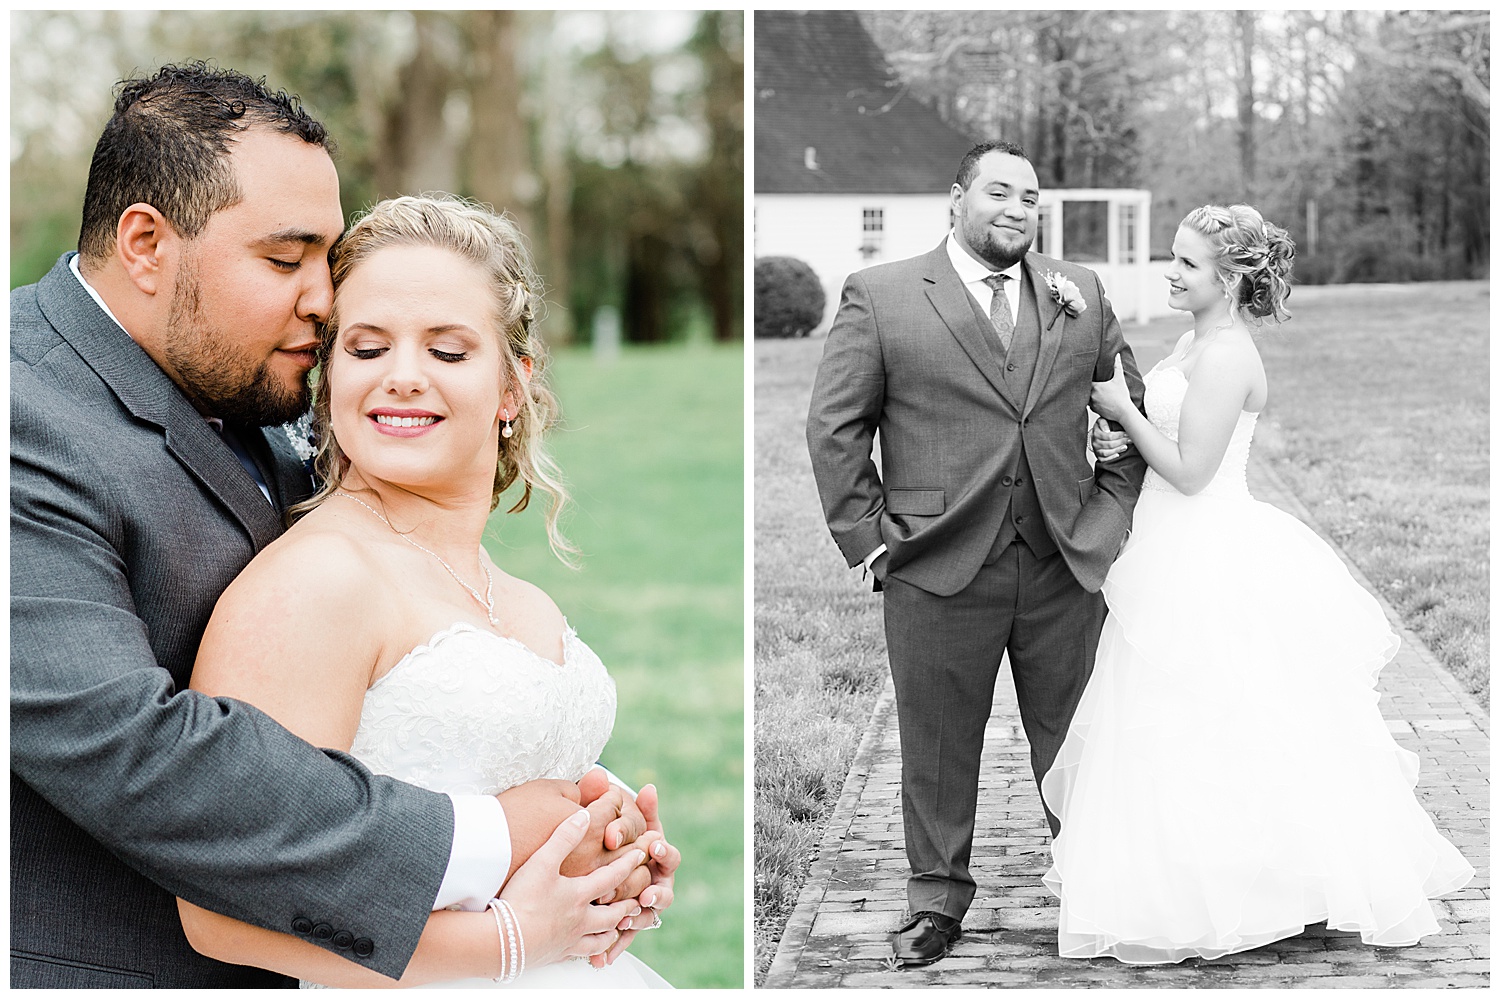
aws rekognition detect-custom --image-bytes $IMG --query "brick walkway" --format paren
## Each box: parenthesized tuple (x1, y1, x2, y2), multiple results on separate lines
(765, 345, 1489, 988)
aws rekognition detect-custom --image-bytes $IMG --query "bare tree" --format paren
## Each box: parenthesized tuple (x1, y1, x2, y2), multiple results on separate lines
(1232, 10, 1258, 201)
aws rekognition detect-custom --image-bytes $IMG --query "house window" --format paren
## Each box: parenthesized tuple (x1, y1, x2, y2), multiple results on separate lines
(1035, 204, 1052, 256)
(860, 207, 884, 260)
(1119, 202, 1139, 264)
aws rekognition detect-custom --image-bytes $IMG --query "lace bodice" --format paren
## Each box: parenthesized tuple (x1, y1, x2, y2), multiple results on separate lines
(1140, 365, 1257, 498)
(347, 622, 616, 795)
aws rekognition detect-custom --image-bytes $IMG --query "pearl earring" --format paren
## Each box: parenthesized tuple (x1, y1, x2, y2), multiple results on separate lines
(501, 413, 514, 439)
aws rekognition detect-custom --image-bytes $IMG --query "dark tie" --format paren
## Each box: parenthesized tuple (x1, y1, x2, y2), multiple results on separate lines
(218, 423, 275, 508)
(982, 273, 1014, 350)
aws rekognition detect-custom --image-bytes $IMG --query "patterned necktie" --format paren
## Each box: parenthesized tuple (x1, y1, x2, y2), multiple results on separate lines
(982, 272, 1014, 350)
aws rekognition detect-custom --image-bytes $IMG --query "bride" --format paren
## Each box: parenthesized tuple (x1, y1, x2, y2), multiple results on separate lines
(174, 195, 672, 987)
(1042, 204, 1474, 964)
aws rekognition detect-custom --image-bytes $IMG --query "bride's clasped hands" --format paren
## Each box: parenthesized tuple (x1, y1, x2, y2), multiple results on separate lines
(174, 195, 675, 988)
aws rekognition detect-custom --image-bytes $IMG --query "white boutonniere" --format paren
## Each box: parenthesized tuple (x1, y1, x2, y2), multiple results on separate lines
(282, 410, 318, 463)
(1043, 270, 1087, 330)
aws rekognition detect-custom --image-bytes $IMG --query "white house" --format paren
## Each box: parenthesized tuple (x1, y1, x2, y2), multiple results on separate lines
(754, 11, 1175, 332)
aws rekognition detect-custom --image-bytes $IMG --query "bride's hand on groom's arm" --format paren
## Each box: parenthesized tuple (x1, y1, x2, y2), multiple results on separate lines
(1090, 354, 1136, 423)
(1090, 417, 1131, 463)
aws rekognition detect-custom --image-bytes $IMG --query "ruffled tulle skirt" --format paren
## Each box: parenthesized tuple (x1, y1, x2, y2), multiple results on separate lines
(1040, 487, 1474, 964)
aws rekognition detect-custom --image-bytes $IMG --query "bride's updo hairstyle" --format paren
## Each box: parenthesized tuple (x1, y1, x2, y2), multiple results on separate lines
(1181, 204, 1296, 324)
(299, 193, 576, 564)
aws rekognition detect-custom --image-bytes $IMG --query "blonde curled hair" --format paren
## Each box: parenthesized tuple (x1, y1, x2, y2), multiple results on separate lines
(294, 193, 576, 564)
(1181, 204, 1296, 324)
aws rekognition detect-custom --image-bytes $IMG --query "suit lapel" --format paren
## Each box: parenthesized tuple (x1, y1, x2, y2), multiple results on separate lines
(1022, 254, 1068, 418)
(37, 256, 286, 552)
(920, 245, 1021, 417)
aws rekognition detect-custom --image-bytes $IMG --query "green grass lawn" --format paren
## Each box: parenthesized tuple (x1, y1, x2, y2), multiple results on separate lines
(487, 342, 744, 988)
(753, 280, 1489, 982)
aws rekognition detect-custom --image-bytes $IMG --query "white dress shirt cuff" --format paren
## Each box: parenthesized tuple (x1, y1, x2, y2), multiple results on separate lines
(597, 763, 635, 795)
(862, 544, 888, 571)
(433, 794, 511, 912)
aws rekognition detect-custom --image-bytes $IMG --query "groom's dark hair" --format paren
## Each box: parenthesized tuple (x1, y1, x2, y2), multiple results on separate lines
(77, 60, 333, 262)
(956, 140, 1030, 191)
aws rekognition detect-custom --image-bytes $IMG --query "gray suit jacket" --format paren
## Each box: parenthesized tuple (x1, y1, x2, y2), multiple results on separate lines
(806, 243, 1148, 597)
(11, 255, 452, 987)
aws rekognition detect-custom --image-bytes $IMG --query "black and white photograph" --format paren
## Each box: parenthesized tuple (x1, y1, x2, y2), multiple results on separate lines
(754, 9, 1487, 988)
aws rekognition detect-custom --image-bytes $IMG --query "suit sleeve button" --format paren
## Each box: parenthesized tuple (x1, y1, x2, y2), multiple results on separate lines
(332, 930, 355, 950)
(292, 917, 313, 935)
(312, 922, 334, 941)
(353, 938, 376, 958)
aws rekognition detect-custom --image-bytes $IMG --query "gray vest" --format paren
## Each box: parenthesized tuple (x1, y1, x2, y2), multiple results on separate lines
(966, 268, 1059, 561)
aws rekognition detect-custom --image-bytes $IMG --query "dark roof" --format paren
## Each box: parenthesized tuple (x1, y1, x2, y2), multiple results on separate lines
(754, 11, 977, 195)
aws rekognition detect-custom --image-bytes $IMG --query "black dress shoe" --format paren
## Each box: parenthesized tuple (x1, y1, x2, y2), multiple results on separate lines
(890, 910, 962, 967)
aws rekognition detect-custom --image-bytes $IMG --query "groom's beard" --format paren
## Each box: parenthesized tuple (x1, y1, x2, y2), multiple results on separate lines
(163, 264, 311, 428)
(961, 215, 1032, 271)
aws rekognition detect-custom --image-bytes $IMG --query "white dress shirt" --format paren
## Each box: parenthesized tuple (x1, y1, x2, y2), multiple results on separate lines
(68, 252, 513, 911)
(945, 230, 1023, 328)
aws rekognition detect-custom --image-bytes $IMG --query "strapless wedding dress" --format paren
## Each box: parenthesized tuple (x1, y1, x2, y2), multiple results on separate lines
(304, 621, 669, 988)
(1040, 363, 1474, 964)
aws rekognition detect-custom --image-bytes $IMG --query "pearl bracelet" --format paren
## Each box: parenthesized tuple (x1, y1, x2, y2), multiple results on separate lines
(486, 898, 525, 983)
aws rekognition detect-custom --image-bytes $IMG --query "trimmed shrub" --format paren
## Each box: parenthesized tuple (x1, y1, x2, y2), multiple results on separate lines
(754, 256, 825, 338)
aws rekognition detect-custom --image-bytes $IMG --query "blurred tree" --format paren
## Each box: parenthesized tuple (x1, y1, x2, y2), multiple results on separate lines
(374, 12, 460, 199)
(565, 11, 742, 344)
(10, 10, 744, 339)
(862, 10, 1180, 189)
(464, 11, 534, 238)
(1231, 10, 1258, 202)
(1317, 10, 1489, 281)
(686, 11, 745, 342)
(856, 10, 1487, 282)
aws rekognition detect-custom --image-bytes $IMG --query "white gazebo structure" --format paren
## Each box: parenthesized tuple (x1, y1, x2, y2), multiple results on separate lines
(1033, 188, 1159, 325)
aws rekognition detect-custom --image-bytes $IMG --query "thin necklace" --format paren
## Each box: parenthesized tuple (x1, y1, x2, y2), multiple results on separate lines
(1197, 316, 1236, 339)
(334, 491, 499, 627)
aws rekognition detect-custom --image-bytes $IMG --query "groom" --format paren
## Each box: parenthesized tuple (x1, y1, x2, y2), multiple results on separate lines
(806, 140, 1147, 967)
(12, 63, 669, 988)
